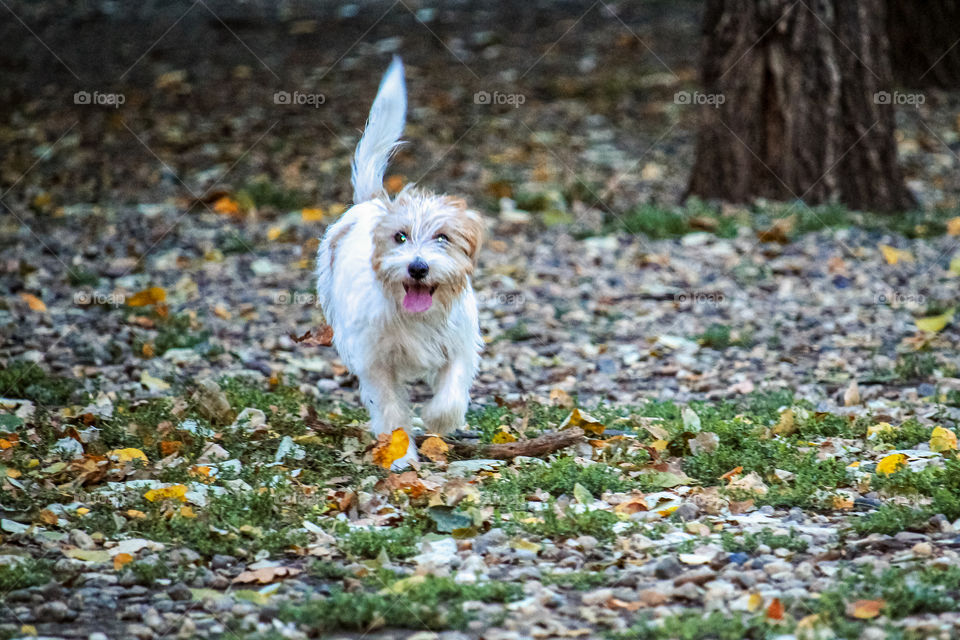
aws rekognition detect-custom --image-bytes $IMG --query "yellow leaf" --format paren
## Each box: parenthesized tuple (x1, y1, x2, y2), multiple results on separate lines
(75, 507, 90, 516)
(126, 509, 147, 519)
(6, 468, 21, 479)
(915, 308, 954, 333)
(491, 429, 517, 444)
(878, 244, 914, 265)
(19, 293, 47, 312)
(947, 217, 960, 236)
(747, 593, 764, 612)
(930, 426, 958, 453)
(107, 448, 148, 464)
(113, 553, 134, 571)
(847, 599, 884, 619)
(213, 196, 241, 215)
(267, 225, 285, 241)
(144, 484, 188, 502)
(650, 439, 669, 451)
(127, 286, 167, 307)
(772, 409, 795, 436)
(179, 506, 197, 518)
(301, 207, 325, 222)
(876, 453, 907, 475)
(559, 408, 606, 435)
(419, 436, 449, 463)
(371, 429, 410, 469)
(866, 422, 897, 440)
(20, 625, 37, 637)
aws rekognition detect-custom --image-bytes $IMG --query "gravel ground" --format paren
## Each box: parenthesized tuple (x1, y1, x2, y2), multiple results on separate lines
(2, 2, 960, 639)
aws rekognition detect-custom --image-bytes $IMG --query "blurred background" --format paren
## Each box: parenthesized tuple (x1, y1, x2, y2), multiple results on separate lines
(1, 0, 958, 408)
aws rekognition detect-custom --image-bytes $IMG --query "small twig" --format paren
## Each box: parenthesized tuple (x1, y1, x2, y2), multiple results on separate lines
(415, 428, 586, 460)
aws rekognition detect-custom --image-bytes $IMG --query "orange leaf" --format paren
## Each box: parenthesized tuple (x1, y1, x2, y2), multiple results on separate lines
(127, 287, 167, 307)
(614, 497, 649, 515)
(179, 506, 197, 518)
(0, 438, 16, 450)
(213, 196, 241, 215)
(19, 293, 47, 312)
(385, 174, 405, 194)
(720, 466, 743, 482)
(38, 509, 58, 525)
(372, 429, 410, 469)
(159, 440, 183, 456)
(766, 597, 784, 620)
(301, 207, 325, 222)
(419, 436, 449, 463)
(113, 553, 134, 570)
(876, 453, 907, 475)
(848, 599, 885, 619)
(381, 471, 426, 498)
(141, 342, 155, 358)
(126, 509, 147, 519)
(947, 217, 960, 236)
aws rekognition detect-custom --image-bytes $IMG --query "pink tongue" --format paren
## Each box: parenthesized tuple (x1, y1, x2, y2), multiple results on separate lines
(403, 286, 433, 312)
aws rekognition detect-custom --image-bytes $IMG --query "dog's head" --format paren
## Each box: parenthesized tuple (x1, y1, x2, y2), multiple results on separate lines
(371, 190, 483, 314)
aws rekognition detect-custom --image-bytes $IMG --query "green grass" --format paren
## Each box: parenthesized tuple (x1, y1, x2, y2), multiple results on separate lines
(695, 323, 750, 350)
(0, 362, 79, 407)
(611, 611, 771, 640)
(721, 528, 809, 553)
(278, 575, 522, 632)
(339, 526, 421, 560)
(513, 505, 621, 542)
(0, 558, 53, 593)
(239, 179, 309, 212)
(542, 570, 610, 590)
(894, 352, 938, 381)
(852, 458, 960, 534)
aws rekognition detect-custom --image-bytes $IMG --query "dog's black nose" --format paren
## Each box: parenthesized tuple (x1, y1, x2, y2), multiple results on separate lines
(407, 257, 429, 280)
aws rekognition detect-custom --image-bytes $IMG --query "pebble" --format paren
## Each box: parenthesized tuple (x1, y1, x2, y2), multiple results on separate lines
(36, 600, 74, 621)
(674, 502, 700, 521)
(168, 582, 192, 601)
(654, 556, 684, 579)
(69, 529, 96, 550)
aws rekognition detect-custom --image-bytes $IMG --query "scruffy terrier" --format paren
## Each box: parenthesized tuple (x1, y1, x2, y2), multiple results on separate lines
(316, 58, 484, 469)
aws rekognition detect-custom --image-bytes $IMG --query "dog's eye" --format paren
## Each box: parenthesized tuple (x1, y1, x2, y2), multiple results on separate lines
(394, 231, 407, 244)
(436, 234, 449, 244)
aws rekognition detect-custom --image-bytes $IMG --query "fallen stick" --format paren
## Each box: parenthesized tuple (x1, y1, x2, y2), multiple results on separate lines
(415, 428, 586, 460)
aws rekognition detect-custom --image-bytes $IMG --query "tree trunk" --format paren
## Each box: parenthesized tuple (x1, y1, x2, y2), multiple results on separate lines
(687, 0, 915, 213)
(887, 0, 960, 88)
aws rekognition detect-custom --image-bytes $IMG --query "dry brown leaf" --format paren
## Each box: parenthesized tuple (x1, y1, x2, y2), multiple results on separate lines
(232, 566, 302, 584)
(290, 325, 334, 347)
(127, 287, 167, 307)
(419, 436, 449, 463)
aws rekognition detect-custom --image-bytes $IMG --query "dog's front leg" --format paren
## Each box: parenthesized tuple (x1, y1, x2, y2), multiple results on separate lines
(423, 357, 472, 435)
(358, 366, 418, 469)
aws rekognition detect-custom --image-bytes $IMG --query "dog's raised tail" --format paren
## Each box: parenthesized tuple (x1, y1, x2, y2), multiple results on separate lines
(352, 57, 406, 203)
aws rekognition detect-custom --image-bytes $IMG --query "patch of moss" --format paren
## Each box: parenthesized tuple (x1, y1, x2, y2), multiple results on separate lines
(0, 362, 78, 407)
(278, 575, 522, 632)
(0, 558, 53, 592)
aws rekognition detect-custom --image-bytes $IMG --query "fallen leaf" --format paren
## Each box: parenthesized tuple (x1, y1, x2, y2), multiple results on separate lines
(614, 496, 648, 515)
(232, 566, 302, 584)
(831, 495, 854, 510)
(915, 308, 954, 333)
(38, 509, 58, 525)
(876, 453, 907, 475)
(720, 466, 743, 482)
(385, 174, 405, 194)
(878, 244, 914, 265)
(106, 448, 148, 464)
(930, 426, 958, 453)
(371, 429, 410, 469)
(772, 409, 796, 436)
(559, 408, 605, 435)
(160, 440, 183, 456)
(290, 326, 334, 347)
(549, 388, 575, 408)
(866, 422, 897, 440)
(491, 429, 517, 444)
(427, 505, 473, 533)
(127, 286, 167, 307)
(747, 593, 764, 612)
(766, 597, 784, 620)
(301, 207, 325, 222)
(140, 371, 170, 391)
(213, 196, 241, 216)
(947, 217, 960, 235)
(419, 436, 449, 463)
(19, 293, 46, 312)
(113, 553, 134, 571)
(847, 599, 884, 619)
(144, 484, 188, 502)
(381, 471, 426, 498)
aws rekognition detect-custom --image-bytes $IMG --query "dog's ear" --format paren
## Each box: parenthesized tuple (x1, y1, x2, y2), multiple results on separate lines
(444, 197, 484, 266)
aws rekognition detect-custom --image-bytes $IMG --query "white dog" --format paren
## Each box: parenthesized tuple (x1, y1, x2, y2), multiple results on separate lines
(316, 58, 484, 469)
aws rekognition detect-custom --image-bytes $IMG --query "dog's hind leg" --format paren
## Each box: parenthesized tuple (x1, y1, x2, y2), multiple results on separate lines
(423, 357, 472, 435)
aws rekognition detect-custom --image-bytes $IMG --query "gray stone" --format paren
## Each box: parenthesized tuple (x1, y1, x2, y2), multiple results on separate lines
(674, 502, 700, 521)
(654, 556, 683, 579)
(69, 528, 96, 550)
(36, 600, 74, 622)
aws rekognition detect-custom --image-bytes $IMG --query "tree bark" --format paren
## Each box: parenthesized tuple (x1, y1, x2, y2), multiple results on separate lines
(415, 428, 586, 460)
(887, 0, 960, 88)
(687, 0, 915, 213)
